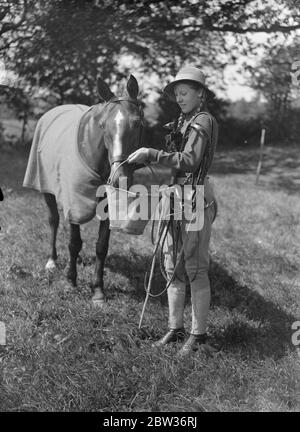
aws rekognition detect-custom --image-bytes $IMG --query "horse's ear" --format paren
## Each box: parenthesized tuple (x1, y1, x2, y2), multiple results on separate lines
(127, 75, 139, 99)
(97, 77, 115, 102)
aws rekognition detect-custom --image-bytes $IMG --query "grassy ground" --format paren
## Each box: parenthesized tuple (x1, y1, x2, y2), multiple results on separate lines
(0, 144, 299, 412)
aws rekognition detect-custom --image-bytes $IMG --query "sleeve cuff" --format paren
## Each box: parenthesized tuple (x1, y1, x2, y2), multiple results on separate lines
(147, 148, 159, 162)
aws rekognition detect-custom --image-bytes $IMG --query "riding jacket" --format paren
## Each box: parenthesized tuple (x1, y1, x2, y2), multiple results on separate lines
(147, 112, 218, 183)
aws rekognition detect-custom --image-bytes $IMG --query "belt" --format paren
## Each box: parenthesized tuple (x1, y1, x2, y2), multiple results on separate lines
(204, 199, 215, 209)
(176, 173, 193, 185)
(174, 175, 215, 210)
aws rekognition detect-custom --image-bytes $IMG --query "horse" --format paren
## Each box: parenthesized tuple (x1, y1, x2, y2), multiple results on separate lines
(23, 75, 144, 304)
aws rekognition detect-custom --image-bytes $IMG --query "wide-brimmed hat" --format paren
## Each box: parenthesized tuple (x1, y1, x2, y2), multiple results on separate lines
(163, 66, 215, 101)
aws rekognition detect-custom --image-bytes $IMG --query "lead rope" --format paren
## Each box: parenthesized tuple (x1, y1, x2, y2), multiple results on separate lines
(144, 184, 204, 297)
(139, 193, 203, 328)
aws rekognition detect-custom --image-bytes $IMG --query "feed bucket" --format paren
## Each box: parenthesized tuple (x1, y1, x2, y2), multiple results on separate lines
(105, 185, 152, 235)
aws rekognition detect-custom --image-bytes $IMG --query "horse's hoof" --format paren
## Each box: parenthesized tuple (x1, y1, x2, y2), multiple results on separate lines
(66, 270, 77, 287)
(45, 258, 57, 271)
(67, 277, 77, 287)
(92, 288, 105, 307)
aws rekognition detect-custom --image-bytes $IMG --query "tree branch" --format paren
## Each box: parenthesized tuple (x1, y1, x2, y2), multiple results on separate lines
(0, 0, 28, 37)
(0, 5, 10, 21)
(176, 21, 300, 34)
(209, 23, 300, 33)
(0, 32, 36, 53)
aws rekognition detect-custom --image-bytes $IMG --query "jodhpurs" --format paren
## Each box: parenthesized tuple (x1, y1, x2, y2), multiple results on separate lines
(162, 200, 216, 335)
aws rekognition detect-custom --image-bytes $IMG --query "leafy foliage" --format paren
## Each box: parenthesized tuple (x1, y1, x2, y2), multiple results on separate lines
(1, 0, 300, 104)
(247, 36, 300, 142)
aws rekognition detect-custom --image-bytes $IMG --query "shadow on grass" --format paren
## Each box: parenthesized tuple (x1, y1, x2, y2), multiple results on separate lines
(101, 253, 297, 359)
(211, 146, 300, 194)
(104, 252, 168, 304)
(209, 260, 297, 359)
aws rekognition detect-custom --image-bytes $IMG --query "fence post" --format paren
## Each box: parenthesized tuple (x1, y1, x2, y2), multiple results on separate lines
(255, 128, 266, 185)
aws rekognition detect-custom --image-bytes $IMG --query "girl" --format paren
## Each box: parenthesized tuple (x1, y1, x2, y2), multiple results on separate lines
(128, 66, 218, 357)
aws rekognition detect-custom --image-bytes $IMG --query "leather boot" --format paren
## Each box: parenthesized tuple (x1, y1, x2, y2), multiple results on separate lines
(176, 333, 208, 358)
(152, 327, 186, 348)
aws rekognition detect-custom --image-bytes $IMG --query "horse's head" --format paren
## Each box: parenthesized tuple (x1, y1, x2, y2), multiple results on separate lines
(97, 75, 144, 188)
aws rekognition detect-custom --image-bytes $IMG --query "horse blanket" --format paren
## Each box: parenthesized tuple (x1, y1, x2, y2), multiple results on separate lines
(23, 104, 104, 224)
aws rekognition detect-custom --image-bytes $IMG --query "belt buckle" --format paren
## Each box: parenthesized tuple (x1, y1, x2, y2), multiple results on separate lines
(204, 199, 215, 209)
(184, 172, 193, 185)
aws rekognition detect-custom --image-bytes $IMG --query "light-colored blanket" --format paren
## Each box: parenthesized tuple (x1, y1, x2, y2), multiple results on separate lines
(23, 104, 103, 224)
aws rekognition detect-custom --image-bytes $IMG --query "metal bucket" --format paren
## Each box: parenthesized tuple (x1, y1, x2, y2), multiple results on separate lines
(105, 185, 152, 235)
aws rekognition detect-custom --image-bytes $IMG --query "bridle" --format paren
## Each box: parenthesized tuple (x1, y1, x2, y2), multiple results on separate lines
(104, 97, 144, 170)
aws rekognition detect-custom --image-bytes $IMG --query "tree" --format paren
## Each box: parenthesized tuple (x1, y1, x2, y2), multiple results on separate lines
(0, 83, 33, 144)
(1, 1, 300, 106)
(3, 0, 226, 104)
(247, 36, 300, 141)
(0, 0, 29, 50)
(0, 0, 28, 36)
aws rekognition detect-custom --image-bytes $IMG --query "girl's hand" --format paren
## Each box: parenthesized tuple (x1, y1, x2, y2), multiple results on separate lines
(127, 147, 150, 164)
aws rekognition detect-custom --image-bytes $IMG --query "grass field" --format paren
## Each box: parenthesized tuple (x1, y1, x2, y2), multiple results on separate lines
(0, 144, 299, 412)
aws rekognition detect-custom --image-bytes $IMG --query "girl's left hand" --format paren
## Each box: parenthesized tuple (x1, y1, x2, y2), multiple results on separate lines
(127, 147, 149, 164)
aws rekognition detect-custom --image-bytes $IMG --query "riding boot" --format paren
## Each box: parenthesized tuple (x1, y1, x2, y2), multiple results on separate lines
(152, 327, 186, 348)
(152, 278, 186, 348)
(167, 279, 186, 330)
(190, 277, 211, 335)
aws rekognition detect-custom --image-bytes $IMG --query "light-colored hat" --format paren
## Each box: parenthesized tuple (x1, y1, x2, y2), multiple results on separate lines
(163, 66, 215, 101)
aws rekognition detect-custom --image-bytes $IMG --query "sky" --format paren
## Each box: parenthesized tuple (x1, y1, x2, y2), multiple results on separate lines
(222, 33, 268, 101)
(218, 66, 257, 102)
(224, 31, 300, 101)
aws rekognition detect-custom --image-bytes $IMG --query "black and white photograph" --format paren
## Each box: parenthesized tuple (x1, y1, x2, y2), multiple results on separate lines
(0, 0, 299, 416)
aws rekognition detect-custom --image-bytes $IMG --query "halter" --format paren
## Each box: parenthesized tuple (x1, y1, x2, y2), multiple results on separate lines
(105, 97, 144, 167)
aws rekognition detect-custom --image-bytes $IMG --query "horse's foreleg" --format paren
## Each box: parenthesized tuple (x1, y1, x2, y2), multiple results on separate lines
(67, 223, 82, 286)
(44, 193, 59, 270)
(91, 218, 110, 304)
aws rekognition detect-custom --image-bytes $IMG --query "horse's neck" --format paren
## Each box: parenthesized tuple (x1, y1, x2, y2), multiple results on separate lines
(77, 106, 110, 179)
